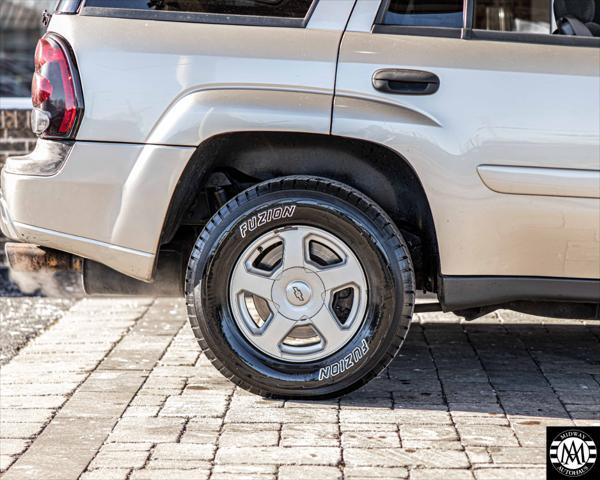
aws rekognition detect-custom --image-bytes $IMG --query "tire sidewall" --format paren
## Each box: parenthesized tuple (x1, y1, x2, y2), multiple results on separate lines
(189, 191, 409, 397)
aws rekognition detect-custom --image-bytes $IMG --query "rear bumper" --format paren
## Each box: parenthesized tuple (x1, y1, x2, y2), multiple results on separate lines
(1, 140, 193, 281)
(0, 192, 18, 240)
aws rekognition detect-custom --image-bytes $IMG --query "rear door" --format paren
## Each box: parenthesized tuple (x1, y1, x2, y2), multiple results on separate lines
(333, 0, 600, 280)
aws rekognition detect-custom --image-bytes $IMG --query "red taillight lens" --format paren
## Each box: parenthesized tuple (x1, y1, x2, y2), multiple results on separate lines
(32, 72, 53, 106)
(31, 34, 83, 139)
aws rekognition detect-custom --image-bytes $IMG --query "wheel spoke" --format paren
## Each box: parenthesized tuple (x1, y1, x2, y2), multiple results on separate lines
(234, 267, 274, 301)
(317, 257, 364, 292)
(229, 225, 369, 362)
(252, 313, 297, 356)
(311, 307, 346, 346)
(279, 229, 307, 270)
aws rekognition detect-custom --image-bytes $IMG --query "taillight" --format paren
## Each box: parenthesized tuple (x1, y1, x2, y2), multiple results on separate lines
(31, 34, 83, 139)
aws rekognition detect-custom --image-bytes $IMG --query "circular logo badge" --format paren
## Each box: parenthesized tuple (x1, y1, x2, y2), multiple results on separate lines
(550, 429, 597, 477)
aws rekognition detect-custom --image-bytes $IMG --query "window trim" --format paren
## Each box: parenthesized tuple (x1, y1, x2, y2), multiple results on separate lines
(372, 24, 462, 38)
(468, 28, 600, 47)
(374, 0, 600, 48)
(79, 0, 319, 28)
(463, 0, 474, 33)
(374, 0, 392, 26)
(56, 0, 83, 14)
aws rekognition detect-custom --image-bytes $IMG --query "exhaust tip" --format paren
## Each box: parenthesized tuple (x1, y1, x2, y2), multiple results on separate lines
(5, 243, 83, 273)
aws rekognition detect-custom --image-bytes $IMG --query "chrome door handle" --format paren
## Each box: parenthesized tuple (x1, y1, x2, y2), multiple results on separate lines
(372, 69, 440, 95)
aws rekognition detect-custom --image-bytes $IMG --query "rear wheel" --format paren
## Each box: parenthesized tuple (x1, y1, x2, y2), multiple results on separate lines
(186, 176, 415, 398)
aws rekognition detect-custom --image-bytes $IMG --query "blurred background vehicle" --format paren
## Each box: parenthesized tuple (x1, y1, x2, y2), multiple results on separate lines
(0, 0, 55, 99)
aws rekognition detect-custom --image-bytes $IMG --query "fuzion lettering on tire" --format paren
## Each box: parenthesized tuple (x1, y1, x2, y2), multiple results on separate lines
(239, 206, 296, 238)
(319, 340, 369, 381)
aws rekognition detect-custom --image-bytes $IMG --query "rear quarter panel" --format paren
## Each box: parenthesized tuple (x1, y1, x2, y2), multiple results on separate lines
(48, 9, 348, 144)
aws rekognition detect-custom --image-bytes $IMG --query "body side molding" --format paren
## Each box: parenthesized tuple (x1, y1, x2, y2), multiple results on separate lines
(478, 165, 600, 199)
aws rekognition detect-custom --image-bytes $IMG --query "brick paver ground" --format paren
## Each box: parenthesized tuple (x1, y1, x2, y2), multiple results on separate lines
(0, 298, 74, 366)
(1, 298, 599, 480)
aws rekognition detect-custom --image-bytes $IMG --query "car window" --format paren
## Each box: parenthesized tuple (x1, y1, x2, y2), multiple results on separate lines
(474, 0, 551, 33)
(382, 0, 464, 28)
(84, 0, 314, 18)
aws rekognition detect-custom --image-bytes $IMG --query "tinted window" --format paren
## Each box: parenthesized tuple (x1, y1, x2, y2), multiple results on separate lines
(383, 0, 464, 28)
(84, 0, 314, 18)
(474, 0, 551, 33)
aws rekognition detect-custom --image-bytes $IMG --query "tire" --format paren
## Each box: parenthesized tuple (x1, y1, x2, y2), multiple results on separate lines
(185, 176, 415, 399)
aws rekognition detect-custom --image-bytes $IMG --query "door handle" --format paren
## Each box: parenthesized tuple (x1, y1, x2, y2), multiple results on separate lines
(372, 69, 440, 95)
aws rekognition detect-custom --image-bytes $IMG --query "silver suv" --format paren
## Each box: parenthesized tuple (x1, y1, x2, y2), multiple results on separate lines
(2, 0, 599, 398)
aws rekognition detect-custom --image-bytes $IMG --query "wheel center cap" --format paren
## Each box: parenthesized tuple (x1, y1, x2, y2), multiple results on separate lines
(286, 281, 312, 306)
(272, 267, 325, 321)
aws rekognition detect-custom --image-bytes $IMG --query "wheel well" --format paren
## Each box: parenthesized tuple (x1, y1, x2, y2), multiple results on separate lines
(161, 131, 439, 292)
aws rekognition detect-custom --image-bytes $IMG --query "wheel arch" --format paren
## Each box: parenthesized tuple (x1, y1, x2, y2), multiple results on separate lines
(160, 131, 440, 292)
